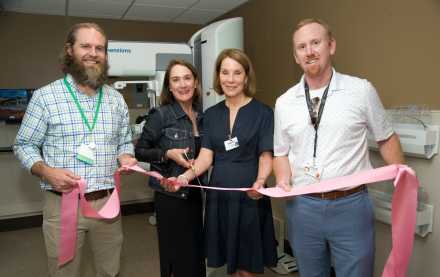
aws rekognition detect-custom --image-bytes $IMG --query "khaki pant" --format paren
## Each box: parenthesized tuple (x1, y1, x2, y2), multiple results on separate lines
(42, 191, 123, 277)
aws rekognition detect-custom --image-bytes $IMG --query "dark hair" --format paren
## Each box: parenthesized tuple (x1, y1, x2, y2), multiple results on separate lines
(213, 48, 256, 97)
(160, 59, 201, 107)
(59, 22, 108, 74)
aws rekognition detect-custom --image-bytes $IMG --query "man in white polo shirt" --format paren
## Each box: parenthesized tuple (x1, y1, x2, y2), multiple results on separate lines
(273, 18, 405, 277)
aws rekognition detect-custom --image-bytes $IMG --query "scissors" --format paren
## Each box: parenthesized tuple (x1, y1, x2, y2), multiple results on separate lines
(183, 151, 203, 187)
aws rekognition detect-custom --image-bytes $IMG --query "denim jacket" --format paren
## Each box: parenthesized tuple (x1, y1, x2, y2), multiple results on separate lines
(135, 101, 205, 199)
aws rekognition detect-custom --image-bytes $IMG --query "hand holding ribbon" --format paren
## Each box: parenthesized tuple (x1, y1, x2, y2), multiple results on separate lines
(247, 179, 264, 200)
(58, 164, 418, 277)
(117, 154, 138, 175)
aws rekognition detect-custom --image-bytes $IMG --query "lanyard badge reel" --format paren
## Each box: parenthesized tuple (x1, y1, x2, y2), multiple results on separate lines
(303, 74, 333, 181)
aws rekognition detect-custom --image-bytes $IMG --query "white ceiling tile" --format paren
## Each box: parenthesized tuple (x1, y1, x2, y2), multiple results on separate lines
(125, 5, 185, 22)
(69, 0, 131, 18)
(2, 0, 66, 15)
(133, 0, 197, 8)
(72, 0, 133, 4)
(1, 0, 243, 24)
(193, 0, 249, 11)
(67, 12, 123, 20)
(173, 8, 223, 24)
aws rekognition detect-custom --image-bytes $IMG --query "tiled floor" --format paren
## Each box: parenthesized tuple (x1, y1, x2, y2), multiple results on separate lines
(0, 213, 298, 276)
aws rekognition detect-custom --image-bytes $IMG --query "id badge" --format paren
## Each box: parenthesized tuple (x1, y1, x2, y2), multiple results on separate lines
(304, 160, 323, 180)
(224, 137, 239, 151)
(76, 143, 96, 165)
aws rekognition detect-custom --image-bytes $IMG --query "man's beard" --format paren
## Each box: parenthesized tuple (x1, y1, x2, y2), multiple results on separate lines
(305, 64, 321, 77)
(67, 56, 109, 90)
(304, 56, 321, 77)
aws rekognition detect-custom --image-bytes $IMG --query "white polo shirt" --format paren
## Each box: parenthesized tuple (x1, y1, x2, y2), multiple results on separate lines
(274, 69, 393, 187)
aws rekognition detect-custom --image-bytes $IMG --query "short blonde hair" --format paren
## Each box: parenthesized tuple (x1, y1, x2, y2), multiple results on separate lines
(213, 48, 256, 97)
(293, 18, 334, 40)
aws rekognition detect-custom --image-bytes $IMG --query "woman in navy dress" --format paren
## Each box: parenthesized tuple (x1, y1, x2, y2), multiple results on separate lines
(172, 49, 277, 276)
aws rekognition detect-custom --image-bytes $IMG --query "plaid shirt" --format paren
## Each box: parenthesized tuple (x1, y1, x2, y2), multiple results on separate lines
(14, 75, 134, 192)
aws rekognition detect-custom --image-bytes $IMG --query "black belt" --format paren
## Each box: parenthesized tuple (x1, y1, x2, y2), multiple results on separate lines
(48, 188, 114, 201)
(307, 185, 366, 200)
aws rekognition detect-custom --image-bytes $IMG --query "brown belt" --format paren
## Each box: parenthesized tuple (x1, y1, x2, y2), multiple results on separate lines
(48, 188, 114, 201)
(307, 185, 366, 200)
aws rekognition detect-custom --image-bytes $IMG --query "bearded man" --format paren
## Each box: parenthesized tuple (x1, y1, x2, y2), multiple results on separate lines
(14, 22, 137, 277)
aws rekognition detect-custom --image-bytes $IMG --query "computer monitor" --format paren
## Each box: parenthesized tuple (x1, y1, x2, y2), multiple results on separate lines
(0, 89, 32, 124)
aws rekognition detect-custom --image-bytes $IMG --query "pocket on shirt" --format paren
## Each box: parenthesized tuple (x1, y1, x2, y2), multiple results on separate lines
(46, 112, 78, 138)
(163, 127, 191, 149)
(102, 105, 124, 143)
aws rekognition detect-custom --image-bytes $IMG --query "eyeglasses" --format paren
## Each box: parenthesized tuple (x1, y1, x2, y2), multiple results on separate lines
(311, 97, 320, 125)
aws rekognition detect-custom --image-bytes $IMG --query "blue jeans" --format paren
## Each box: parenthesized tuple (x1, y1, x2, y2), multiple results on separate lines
(286, 190, 374, 277)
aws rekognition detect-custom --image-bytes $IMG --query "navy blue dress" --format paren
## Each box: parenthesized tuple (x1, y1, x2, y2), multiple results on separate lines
(202, 98, 277, 274)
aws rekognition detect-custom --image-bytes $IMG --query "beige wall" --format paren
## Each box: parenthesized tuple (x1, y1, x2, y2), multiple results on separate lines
(0, 12, 201, 89)
(220, 0, 440, 109)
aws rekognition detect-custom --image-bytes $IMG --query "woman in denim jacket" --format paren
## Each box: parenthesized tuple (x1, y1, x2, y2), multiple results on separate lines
(135, 59, 206, 277)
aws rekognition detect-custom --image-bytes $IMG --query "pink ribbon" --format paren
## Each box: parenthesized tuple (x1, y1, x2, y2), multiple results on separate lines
(58, 172, 122, 266)
(58, 164, 418, 277)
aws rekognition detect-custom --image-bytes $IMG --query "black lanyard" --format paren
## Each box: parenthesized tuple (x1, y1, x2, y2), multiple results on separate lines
(304, 74, 333, 160)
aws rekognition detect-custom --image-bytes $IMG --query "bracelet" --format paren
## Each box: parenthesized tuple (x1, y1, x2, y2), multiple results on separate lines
(178, 174, 189, 182)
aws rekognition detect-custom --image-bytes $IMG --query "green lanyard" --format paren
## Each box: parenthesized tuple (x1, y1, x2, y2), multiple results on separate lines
(63, 77, 103, 132)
